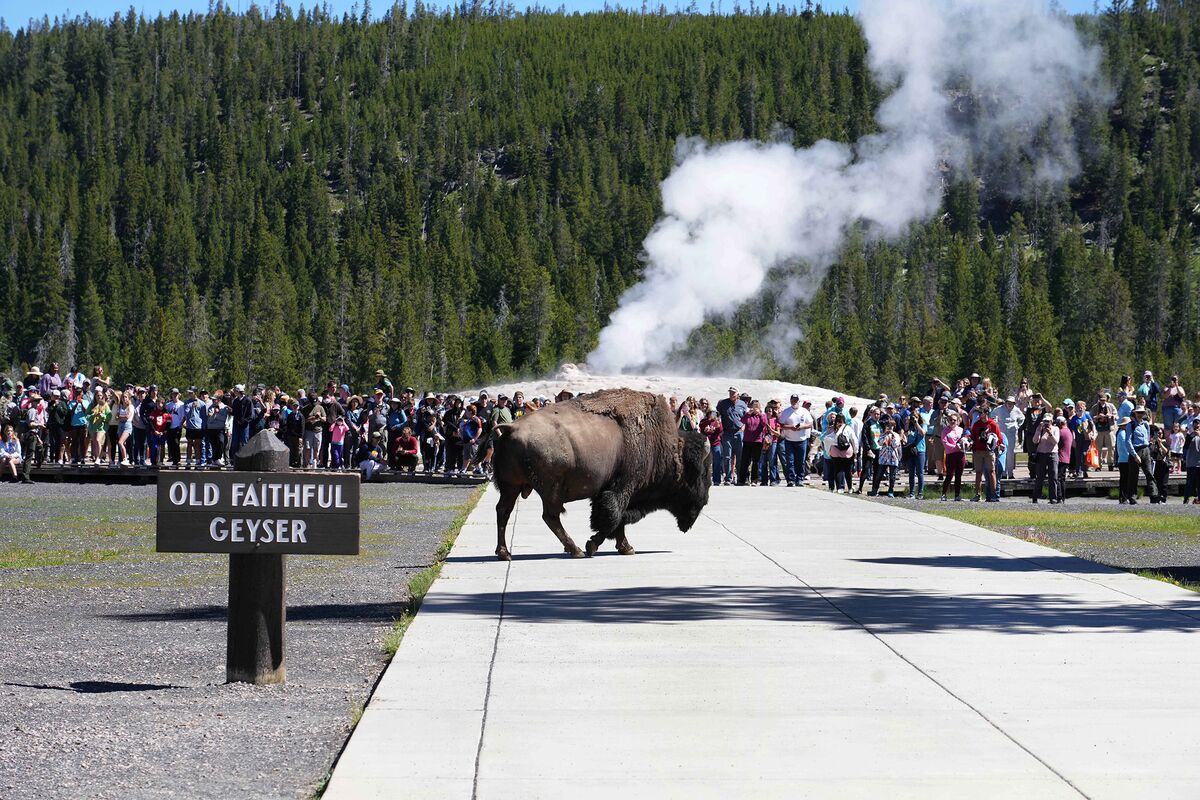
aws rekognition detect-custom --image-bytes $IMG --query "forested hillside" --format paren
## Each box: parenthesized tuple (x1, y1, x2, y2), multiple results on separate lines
(0, 2, 1197, 398)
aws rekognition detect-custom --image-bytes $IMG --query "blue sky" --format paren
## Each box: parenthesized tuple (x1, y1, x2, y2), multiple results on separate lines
(1, 0, 1102, 30)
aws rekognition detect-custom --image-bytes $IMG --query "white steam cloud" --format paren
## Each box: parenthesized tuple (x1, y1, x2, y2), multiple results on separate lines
(587, 0, 1103, 374)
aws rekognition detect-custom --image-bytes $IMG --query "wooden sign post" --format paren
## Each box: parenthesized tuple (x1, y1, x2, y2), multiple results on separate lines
(155, 430, 360, 685)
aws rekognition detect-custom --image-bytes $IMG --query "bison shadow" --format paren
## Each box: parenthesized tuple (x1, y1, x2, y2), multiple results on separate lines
(445, 550, 672, 564)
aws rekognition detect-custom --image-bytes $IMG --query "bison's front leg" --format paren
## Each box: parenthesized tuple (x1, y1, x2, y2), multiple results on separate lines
(585, 531, 606, 557)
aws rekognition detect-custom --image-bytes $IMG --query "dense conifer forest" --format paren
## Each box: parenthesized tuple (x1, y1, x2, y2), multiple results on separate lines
(0, 1, 1197, 398)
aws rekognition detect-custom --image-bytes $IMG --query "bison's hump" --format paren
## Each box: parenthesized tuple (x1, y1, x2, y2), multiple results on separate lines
(572, 388, 669, 429)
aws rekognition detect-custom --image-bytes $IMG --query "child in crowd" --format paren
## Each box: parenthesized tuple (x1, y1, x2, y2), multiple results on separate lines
(1169, 422, 1185, 473)
(328, 415, 349, 470)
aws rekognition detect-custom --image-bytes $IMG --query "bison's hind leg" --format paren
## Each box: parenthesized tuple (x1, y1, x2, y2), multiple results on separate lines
(539, 490, 584, 558)
(495, 483, 521, 561)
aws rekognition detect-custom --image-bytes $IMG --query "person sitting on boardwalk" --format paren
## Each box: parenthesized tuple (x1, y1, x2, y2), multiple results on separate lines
(0, 425, 22, 482)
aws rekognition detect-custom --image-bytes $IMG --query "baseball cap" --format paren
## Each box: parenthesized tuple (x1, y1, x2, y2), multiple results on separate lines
(375, 369, 385, 376)
(728, 386, 738, 393)
(1006, 396, 1015, 403)
(1055, 415, 1067, 424)
(1063, 398, 1074, 406)
(790, 394, 800, 401)
(234, 383, 246, 392)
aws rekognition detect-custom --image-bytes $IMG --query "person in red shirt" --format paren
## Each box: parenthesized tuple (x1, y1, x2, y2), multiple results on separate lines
(391, 426, 419, 475)
(148, 399, 171, 466)
(970, 397, 1003, 502)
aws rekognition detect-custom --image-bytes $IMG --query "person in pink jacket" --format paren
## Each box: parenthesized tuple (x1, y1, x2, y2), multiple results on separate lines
(939, 410, 967, 501)
(738, 400, 771, 486)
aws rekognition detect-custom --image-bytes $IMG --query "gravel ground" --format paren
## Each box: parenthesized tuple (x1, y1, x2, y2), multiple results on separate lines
(0, 481, 482, 800)
(853, 489, 1200, 579)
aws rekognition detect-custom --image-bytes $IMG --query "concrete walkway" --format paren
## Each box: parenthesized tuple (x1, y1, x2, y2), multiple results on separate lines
(325, 486, 1200, 799)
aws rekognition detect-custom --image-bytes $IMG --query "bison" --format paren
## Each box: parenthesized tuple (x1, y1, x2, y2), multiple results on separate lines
(490, 389, 712, 560)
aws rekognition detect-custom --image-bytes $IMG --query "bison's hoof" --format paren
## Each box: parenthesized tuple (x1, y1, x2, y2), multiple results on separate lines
(585, 540, 599, 557)
(617, 544, 636, 556)
(569, 547, 585, 558)
(495, 548, 512, 561)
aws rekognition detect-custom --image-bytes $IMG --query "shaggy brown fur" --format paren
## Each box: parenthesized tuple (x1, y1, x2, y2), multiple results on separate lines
(489, 389, 712, 561)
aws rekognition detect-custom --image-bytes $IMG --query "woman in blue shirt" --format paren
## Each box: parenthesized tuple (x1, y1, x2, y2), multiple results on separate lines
(904, 412, 927, 500)
(1115, 417, 1135, 504)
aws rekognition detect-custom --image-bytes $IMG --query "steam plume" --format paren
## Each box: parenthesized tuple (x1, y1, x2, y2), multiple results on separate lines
(587, 0, 1102, 374)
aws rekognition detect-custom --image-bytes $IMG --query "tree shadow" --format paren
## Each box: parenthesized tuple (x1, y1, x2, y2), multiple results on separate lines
(853, 555, 1121, 575)
(419, 582, 1200, 633)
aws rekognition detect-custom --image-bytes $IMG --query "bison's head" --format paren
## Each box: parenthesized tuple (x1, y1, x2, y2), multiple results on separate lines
(672, 431, 713, 532)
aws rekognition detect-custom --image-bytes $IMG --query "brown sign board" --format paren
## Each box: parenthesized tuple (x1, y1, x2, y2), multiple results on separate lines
(156, 472, 360, 555)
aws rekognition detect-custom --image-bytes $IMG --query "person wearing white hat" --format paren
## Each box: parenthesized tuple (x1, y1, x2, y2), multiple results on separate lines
(994, 395, 1025, 480)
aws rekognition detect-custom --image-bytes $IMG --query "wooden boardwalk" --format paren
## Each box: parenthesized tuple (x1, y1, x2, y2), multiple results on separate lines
(17, 462, 488, 486)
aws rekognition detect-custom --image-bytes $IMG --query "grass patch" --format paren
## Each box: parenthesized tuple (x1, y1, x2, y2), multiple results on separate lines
(0, 546, 131, 569)
(382, 485, 485, 658)
(923, 508, 1200, 536)
(1132, 569, 1200, 593)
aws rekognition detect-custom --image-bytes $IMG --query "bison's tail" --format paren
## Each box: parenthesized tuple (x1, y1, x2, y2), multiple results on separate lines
(488, 424, 533, 499)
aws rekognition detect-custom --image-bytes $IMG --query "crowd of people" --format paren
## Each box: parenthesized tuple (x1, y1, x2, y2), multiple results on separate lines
(0, 362, 567, 484)
(683, 370, 1200, 505)
(2, 362, 1198, 505)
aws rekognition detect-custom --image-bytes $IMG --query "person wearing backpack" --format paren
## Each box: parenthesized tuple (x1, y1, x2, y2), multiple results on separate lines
(822, 414, 857, 493)
(970, 396, 1003, 502)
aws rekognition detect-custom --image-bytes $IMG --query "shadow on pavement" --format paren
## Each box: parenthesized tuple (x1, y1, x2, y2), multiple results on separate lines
(418, 583, 1200, 633)
(854, 554, 1120, 574)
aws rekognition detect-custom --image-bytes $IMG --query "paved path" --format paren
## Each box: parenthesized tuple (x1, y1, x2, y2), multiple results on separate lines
(326, 486, 1200, 799)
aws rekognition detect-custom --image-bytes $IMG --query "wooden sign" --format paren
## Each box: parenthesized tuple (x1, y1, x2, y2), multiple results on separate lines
(156, 472, 360, 555)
